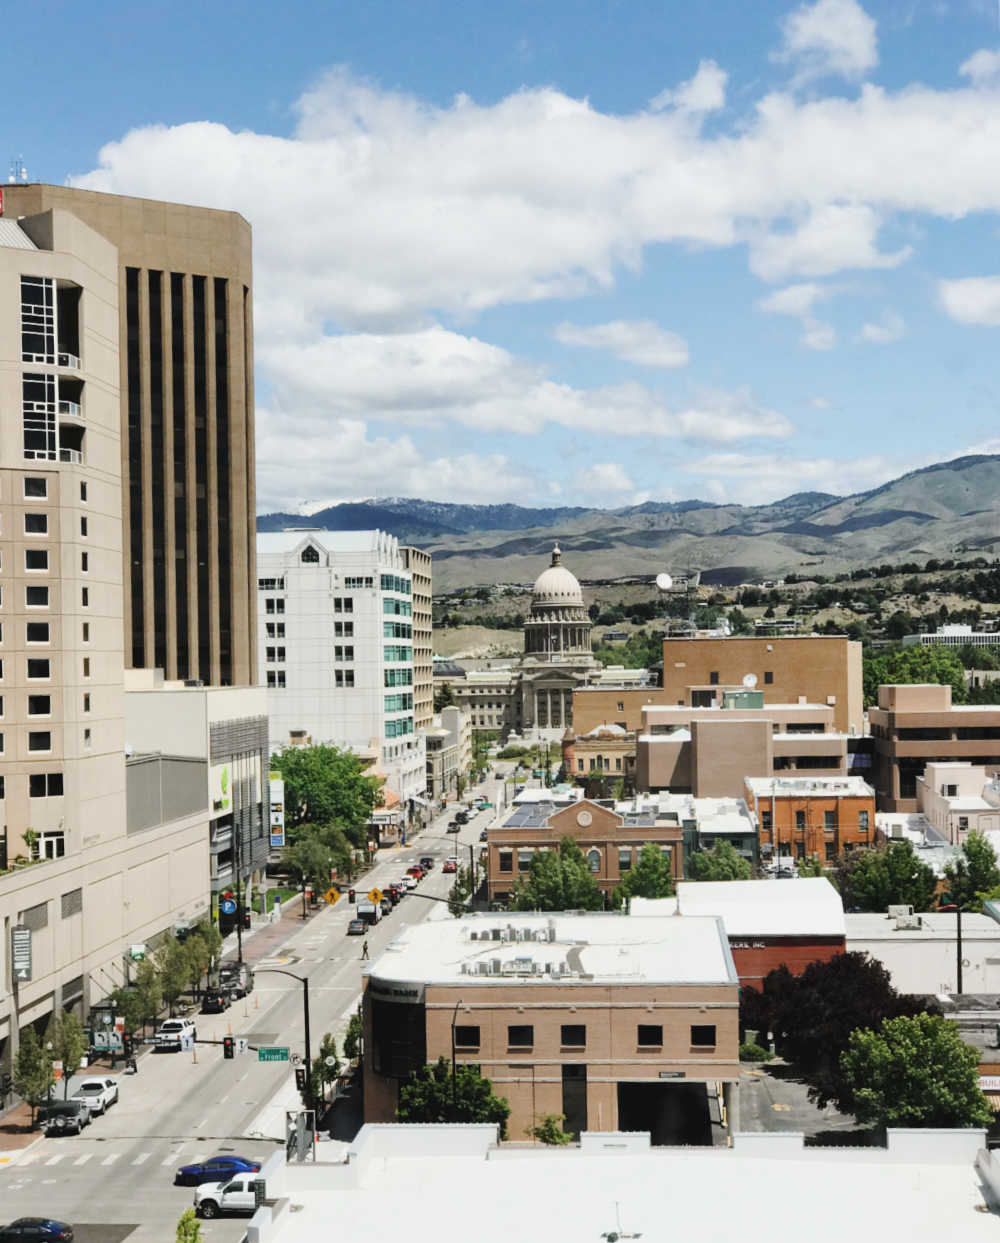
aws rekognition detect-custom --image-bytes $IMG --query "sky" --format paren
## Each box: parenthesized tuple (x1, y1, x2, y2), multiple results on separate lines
(5, 0, 1000, 513)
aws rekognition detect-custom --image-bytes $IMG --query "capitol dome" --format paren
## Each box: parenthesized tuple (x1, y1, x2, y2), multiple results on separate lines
(531, 544, 583, 608)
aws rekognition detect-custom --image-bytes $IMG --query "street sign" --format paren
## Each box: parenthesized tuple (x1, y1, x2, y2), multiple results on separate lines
(52, 1060, 63, 1082)
(368, 888, 384, 904)
(11, 926, 31, 982)
(324, 887, 341, 905)
(658, 1071, 685, 1079)
(258, 1046, 291, 1062)
(220, 897, 237, 915)
(236, 1037, 249, 1056)
(324, 1055, 338, 1067)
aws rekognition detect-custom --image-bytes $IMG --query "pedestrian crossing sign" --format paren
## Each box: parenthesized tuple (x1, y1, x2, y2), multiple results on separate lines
(324, 887, 341, 905)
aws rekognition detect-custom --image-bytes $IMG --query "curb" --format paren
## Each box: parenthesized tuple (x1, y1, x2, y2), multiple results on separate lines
(0, 1132, 45, 1167)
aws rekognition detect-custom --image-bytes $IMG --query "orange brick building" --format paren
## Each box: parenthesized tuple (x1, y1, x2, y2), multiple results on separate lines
(743, 776, 875, 865)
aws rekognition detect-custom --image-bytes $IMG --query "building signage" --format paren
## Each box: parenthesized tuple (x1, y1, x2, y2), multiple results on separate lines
(729, 941, 767, 950)
(980, 1076, 1000, 1092)
(658, 1071, 685, 1079)
(258, 1046, 291, 1062)
(367, 978, 425, 1005)
(269, 773, 285, 849)
(11, 926, 31, 982)
(220, 896, 237, 916)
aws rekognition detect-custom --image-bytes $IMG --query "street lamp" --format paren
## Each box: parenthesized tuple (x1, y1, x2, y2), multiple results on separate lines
(254, 968, 313, 1106)
(450, 999, 463, 1117)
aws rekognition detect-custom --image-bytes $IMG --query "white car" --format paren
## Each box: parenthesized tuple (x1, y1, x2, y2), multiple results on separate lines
(194, 1172, 261, 1218)
(155, 1018, 197, 1050)
(70, 1076, 119, 1115)
(401, 875, 418, 891)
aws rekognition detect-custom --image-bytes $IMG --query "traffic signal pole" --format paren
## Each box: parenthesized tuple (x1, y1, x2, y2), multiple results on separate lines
(254, 967, 313, 1106)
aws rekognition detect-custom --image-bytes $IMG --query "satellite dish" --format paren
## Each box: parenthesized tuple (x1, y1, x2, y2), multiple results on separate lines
(742, 673, 758, 689)
(655, 572, 673, 591)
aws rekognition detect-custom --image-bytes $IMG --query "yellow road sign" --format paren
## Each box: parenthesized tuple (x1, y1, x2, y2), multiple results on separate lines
(324, 887, 341, 905)
(368, 888, 384, 904)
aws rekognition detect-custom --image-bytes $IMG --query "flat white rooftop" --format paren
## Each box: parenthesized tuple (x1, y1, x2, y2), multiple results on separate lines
(632, 878, 846, 938)
(745, 776, 873, 798)
(846, 910, 1000, 939)
(367, 911, 737, 987)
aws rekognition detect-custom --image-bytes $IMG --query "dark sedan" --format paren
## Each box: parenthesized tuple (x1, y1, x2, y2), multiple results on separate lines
(200, 989, 230, 1014)
(174, 1155, 262, 1186)
(347, 919, 367, 936)
(0, 1221, 73, 1242)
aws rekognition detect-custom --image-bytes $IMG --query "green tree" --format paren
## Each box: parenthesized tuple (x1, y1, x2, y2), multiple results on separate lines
(841, 1013, 991, 1128)
(184, 935, 212, 996)
(862, 646, 966, 709)
(132, 958, 164, 1034)
(742, 952, 939, 1112)
(270, 745, 383, 845)
(687, 840, 752, 882)
(396, 1056, 511, 1137)
(448, 865, 474, 917)
(527, 1113, 573, 1144)
(615, 843, 674, 905)
(512, 837, 604, 911)
(13, 1028, 54, 1123)
(311, 1032, 342, 1106)
(107, 985, 145, 1036)
(434, 682, 456, 711)
(175, 1208, 204, 1243)
(797, 855, 825, 878)
(943, 828, 1000, 912)
(155, 939, 191, 1015)
(836, 840, 938, 912)
(343, 1012, 363, 1062)
(285, 834, 335, 895)
(44, 1011, 87, 1099)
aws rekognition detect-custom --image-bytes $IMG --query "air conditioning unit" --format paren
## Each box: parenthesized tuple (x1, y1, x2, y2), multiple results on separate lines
(894, 914, 922, 931)
(888, 904, 914, 919)
(490, 958, 501, 974)
(890, 825, 904, 839)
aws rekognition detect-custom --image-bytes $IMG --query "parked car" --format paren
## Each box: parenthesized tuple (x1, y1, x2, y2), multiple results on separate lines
(406, 865, 425, 880)
(454, 810, 469, 824)
(219, 962, 254, 998)
(155, 1018, 197, 1051)
(419, 856, 435, 871)
(400, 875, 418, 891)
(347, 919, 367, 936)
(447, 822, 461, 833)
(38, 1102, 91, 1136)
(479, 829, 488, 841)
(70, 1077, 118, 1116)
(0, 1220, 74, 1242)
(200, 988, 230, 1014)
(384, 885, 401, 904)
(442, 859, 457, 873)
(194, 1173, 261, 1218)
(175, 1154, 262, 1187)
(379, 897, 392, 916)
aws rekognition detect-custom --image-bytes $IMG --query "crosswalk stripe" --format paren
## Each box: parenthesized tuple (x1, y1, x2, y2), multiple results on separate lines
(73, 1153, 93, 1166)
(101, 1153, 120, 1166)
(18, 1154, 42, 1167)
(45, 1154, 65, 1166)
(162, 1150, 185, 1166)
(134, 1152, 151, 1165)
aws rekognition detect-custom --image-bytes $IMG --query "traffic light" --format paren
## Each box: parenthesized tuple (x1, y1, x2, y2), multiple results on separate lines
(295, 1066, 307, 1093)
(242, 907, 251, 930)
(223, 1036, 235, 1060)
(348, 888, 356, 904)
(122, 1034, 133, 1057)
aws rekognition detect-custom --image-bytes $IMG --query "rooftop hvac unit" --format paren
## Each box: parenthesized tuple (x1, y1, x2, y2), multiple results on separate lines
(545, 962, 554, 974)
(547, 921, 557, 942)
(491, 928, 502, 941)
(887, 904, 914, 919)
(894, 914, 923, 931)
(460, 962, 470, 974)
(469, 931, 478, 941)
(890, 824, 904, 839)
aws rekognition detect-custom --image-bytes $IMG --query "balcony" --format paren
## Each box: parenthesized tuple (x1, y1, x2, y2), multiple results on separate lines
(56, 351, 81, 370)
(58, 400, 83, 419)
(58, 447, 83, 464)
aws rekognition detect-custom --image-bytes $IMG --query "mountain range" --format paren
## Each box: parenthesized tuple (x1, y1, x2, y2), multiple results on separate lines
(256, 454, 1000, 591)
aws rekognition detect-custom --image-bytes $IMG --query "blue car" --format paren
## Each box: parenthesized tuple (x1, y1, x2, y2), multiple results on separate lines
(174, 1155, 262, 1186)
(0, 1221, 73, 1242)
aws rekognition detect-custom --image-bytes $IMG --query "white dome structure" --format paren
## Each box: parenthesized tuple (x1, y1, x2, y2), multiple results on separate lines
(531, 544, 584, 608)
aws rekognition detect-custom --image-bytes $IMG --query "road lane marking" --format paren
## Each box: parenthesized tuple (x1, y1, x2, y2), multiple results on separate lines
(18, 1154, 42, 1166)
(134, 1151, 151, 1164)
(44, 1153, 65, 1166)
(73, 1153, 93, 1166)
(101, 1153, 121, 1166)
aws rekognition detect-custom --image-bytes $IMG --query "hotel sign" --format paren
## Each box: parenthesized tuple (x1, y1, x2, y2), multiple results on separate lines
(11, 926, 31, 982)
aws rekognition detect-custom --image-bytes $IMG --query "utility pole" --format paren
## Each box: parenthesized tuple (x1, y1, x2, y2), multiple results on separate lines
(255, 968, 314, 1106)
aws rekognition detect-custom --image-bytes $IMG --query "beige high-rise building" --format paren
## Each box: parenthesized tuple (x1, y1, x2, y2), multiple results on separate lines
(2, 184, 257, 688)
(401, 546, 433, 733)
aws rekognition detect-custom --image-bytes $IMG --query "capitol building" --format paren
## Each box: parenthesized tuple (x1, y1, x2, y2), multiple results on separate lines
(434, 544, 599, 743)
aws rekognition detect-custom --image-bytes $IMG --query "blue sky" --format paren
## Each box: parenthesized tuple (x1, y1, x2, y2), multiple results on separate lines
(5, 0, 1000, 512)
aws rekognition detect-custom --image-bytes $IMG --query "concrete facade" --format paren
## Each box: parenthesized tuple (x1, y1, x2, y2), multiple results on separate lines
(363, 911, 740, 1143)
(401, 546, 433, 734)
(3, 183, 258, 689)
(424, 705, 472, 801)
(870, 683, 1000, 812)
(916, 762, 1000, 843)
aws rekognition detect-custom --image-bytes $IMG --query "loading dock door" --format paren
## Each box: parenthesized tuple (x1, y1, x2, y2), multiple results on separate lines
(562, 1064, 588, 1139)
(617, 1081, 712, 1145)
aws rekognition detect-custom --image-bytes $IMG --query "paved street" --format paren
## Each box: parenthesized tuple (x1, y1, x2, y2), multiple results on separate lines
(0, 786, 502, 1243)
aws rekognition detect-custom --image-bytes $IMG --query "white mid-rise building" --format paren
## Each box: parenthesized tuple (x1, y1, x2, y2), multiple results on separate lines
(256, 529, 427, 806)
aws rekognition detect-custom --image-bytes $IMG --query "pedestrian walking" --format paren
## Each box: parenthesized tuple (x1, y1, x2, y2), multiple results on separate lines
(361, 939, 369, 961)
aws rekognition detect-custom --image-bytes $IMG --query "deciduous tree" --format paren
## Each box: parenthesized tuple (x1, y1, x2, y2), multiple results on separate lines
(841, 1013, 991, 1128)
(687, 840, 752, 882)
(132, 959, 163, 1034)
(943, 829, 1000, 912)
(155, 939, 191, 1015)
(397, 1056, 510, 1137)
(836, 840, 937, 912)
(13, 1028, 54, 1123)
(270, 745, 383, 845)
(512, 837, 604, 911)
(615, 842, 674, 905)
(44, 1011, 87, 1099)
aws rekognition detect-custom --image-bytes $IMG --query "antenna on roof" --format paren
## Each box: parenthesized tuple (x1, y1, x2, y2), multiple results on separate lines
(8, 155, 28, 184)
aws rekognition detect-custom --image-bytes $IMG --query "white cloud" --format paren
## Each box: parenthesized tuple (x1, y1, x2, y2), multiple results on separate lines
(750, 203, 910, 283)
(572, 463, 635, 495)
(259, 327, 792, 442)
(959, 48, 1000, 87)
(856, 309, 905, 343)
(938, 275, 1000, 325)
(773, 0, 878, 84)
(680, 450, 917, 504)
(801, 317, 837, 350)
(810, 396, 832, 409)
(756, 282, 828, 315)
(553, 319, 689, 368)
(650, 60, 727, 114)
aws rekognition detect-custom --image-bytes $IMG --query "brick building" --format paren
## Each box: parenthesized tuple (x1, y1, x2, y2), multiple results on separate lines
(743, 775, 876, 865)
(362, 910, 740, 1143)
(870, 683, 1000, 812)
(631, 878, 846, 987)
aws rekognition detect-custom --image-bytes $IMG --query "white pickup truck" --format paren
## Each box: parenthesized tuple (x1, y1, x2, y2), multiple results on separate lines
(70, 1076, 119, 1115)
(194, 1172, 261, 1218)
(155, 1017, 197, 1050)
